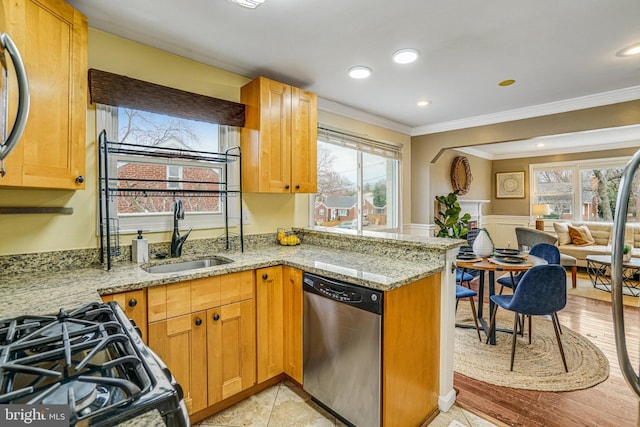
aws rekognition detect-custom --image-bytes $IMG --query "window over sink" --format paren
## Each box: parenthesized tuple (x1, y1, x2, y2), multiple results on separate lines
(97, 104, 240, 234)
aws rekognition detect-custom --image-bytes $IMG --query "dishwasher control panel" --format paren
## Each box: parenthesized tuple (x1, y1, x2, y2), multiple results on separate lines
(303, 272, 383, 315)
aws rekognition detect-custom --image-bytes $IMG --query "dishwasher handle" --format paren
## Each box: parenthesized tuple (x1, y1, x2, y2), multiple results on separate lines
(303, 272, 383, 315)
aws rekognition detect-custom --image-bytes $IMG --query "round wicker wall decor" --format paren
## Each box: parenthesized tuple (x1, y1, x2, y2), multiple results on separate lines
(450, 156, 472, 194)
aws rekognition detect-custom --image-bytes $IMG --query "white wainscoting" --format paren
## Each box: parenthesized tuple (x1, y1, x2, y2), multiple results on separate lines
(481, 215, 531, 248)
(403, 223, 436, 237)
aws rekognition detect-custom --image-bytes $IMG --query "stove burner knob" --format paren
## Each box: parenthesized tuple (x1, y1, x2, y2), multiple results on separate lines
(213, 313, 220, 321)
(128, 298, 138, 307)
(195, 318, 202, 326)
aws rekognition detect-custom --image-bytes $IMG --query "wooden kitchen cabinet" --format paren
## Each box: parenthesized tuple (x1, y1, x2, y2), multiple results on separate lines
(101, 288, 148, 343)
(0, 0, 87, 189)
(256, 265, 304, 385)
(382, 273, 441, 427)
(256, 265, 284, 383)
(147, 271, 256, 415)
(206, 299, 256, 405)
(240, 77, 317, 193)
(282, 266, 303, 384)
(148, 311, 208, 415)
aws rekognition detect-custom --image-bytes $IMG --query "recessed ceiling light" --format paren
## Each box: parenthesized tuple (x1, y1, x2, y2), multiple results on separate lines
(231, 0, 265, 9)
(417, 100, 431, 107)
(536, 142, 545, 148)
(616, 42, 640, 57)
(498, 79, 516, 87)
(348, 66, 372, 79)
(392, 49, 420, 64)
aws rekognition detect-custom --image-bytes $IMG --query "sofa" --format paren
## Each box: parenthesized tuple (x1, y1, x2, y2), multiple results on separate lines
(553, 221, 640, 267)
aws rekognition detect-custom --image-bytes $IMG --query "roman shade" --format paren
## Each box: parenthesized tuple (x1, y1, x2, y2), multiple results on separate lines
(88, 69, 245, 127)
(317, 126, 402, 160)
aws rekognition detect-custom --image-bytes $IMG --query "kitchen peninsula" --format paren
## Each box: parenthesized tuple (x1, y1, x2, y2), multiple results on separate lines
(0, 228, 462, 426)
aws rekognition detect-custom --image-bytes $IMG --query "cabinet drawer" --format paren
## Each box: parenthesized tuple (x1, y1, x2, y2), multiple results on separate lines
(191, 276, 221, 312)
(148, 271, 255, 322)
(220, 270, 255, 306)
(148, 281, 191, 322)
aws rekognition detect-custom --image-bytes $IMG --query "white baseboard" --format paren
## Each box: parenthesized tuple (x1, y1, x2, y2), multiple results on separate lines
(438, 388, 457, 412)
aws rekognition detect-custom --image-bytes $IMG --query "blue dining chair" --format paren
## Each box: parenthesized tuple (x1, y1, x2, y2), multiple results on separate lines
(487, 264, 568, 372)
(497, 243, 563, 336)
(456, 269, 474, 287)
(456, 284, 482, 341)
(497, 242, 560, 292)
(456, 228, 482, 288)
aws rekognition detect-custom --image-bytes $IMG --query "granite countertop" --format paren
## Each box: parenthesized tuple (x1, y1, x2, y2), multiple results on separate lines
(0, 230, 457, 427)
(0, 243, 446, 319)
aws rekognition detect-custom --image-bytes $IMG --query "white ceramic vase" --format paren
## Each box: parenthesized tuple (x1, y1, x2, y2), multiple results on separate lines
(472, 228, 494, 258)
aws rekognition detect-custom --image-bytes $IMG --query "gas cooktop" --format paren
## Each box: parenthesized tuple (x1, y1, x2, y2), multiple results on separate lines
(0, 302, 188, 427)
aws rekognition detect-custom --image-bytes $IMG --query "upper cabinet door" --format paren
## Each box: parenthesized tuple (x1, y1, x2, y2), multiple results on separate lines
(1, 0, 87, 189)
(291, 87, 317, 193)
(241, 77, 317, 194)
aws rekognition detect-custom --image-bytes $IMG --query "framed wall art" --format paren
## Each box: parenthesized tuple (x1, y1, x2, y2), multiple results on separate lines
(496, 171, 525, 198)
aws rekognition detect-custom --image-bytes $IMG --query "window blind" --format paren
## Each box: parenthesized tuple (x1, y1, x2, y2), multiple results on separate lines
(317, 126, 402, 160)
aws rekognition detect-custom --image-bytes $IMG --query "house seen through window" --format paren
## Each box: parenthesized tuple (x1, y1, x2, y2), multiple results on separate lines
(531, 157, 640, 223)
(313, 128, 400, 231)
(98, 105, 240, 233)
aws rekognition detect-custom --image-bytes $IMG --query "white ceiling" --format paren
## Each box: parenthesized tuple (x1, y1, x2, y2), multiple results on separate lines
(68, 0, 640, 139)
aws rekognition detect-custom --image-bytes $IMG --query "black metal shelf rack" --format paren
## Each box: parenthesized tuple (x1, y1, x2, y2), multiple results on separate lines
(98, 129, 243, 270)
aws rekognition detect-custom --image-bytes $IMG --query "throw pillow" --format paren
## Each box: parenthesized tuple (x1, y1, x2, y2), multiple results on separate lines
(554, 222, 572, 246)
(568, 224, 596, 246)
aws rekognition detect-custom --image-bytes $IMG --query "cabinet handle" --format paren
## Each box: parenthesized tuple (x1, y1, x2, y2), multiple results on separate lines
(284, 184, 290, 190)
(295, 184, 300, 190)
(128, 298, 137, 307)
(213, 313, 220, 321)
(195, 318, 202, 326)
(262, 273, 268, 280)
(75, 175, 85, 183)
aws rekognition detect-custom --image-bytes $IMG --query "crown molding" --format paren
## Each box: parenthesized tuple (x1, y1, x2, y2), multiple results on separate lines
(317, 97, 412, 135)
(411, 85, 640, 136)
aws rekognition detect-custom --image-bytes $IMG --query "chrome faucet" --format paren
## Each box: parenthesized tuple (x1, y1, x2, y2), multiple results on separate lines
(171, 199, 192, 257)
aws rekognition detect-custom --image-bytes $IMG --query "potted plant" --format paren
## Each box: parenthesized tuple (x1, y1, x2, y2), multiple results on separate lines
(623, 244, 632, 262)
(434, 191, 471, 239)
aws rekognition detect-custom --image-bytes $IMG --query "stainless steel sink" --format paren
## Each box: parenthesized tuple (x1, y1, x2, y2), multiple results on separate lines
(143, 257, 233, 274)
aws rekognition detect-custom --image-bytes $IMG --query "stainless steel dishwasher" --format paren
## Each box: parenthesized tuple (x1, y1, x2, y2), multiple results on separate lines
(303, 272, 383, 427)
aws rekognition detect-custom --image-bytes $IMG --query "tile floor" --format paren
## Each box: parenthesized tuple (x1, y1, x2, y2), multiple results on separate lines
(194, 380, 497, 427)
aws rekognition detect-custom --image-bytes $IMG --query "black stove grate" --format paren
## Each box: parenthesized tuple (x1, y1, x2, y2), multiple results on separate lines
(0, 303, 151, 424)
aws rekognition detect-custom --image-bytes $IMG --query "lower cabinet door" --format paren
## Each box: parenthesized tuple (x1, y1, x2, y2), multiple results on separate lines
(148, 312, 207, 414)
(102, 289, 147, 343)
(256, 266, 284, 383)
(283, 266, 303, 384)
(207, 299, 256, 405)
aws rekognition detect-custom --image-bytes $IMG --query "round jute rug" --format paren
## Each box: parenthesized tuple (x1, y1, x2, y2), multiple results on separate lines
(454, 305, 609, 391)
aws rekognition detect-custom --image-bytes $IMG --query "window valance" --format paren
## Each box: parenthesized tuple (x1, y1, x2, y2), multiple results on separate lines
(88, 69, 245, 127)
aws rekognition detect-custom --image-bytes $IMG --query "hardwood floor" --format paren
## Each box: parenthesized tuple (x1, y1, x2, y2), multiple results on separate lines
(455, 274, 640, 427)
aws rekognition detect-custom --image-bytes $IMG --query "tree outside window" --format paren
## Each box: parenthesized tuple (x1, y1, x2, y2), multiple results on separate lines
(532, 159, 640, 223)
(314, 139, 398, 231)
(115, 108, 222, 215)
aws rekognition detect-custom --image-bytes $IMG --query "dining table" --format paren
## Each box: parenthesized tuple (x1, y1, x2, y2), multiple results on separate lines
(456, 253, 548, 344)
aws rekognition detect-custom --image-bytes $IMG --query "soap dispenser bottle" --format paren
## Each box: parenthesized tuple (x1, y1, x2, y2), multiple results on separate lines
(131, 230, 149, 263)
